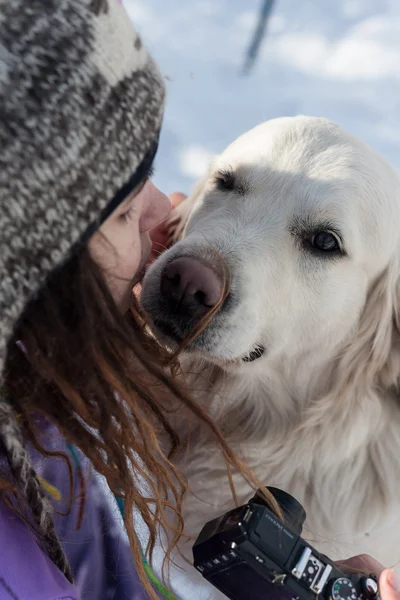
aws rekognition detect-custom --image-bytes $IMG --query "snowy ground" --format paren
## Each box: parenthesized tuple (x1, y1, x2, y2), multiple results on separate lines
(125, 0, 400, 198)
(122, 1, 400, 597)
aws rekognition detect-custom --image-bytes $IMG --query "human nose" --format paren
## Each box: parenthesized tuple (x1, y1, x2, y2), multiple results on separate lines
(139, 180, 172, 233)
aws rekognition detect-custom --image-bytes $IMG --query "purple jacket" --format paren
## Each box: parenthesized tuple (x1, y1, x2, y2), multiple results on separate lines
(0, 425, 148, 600)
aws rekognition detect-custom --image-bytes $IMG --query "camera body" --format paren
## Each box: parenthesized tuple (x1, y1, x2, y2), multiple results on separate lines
(193, 487, 380, 600)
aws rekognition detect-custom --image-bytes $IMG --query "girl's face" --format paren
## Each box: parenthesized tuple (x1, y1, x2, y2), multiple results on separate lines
(89, 179, 171, 311)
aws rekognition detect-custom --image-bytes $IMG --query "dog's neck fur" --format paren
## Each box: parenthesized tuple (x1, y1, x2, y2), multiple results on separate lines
(178, 328, 400, 552)
(185, 332, 364, 446)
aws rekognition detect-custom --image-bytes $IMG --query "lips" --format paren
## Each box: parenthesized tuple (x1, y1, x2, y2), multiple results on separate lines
(133, 263, 147, 287)
(242, 345, 265, 363)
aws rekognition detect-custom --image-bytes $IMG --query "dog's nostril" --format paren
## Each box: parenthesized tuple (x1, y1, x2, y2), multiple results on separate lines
(161, 257, 223, 319)
(194, 290, 207, 306)
(166, 273, 181, 286)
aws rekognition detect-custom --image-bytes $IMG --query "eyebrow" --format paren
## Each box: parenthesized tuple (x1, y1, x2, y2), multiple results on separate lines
(290, 215, 343, 242)
(147, 163, 155, 179)
(136, 162, 155, 192)
(120, 163, 156, 208)
(214, 168, 248, 195)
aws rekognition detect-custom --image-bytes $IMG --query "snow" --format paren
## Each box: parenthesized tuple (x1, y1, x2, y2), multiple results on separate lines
(122, 0, 400, 597)
(124, 0, 400, 199)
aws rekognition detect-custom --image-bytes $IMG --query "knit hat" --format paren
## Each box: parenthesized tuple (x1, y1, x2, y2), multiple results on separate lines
(0, 0, 165, 379)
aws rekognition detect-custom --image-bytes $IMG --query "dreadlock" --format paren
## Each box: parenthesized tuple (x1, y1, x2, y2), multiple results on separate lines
(1, 246, 281, 599)
(0, 402, 73, 582)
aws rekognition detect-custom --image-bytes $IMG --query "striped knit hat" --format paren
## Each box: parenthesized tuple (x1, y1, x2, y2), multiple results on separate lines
(0, 0, 165, 582)
(0, 0, 165, 379)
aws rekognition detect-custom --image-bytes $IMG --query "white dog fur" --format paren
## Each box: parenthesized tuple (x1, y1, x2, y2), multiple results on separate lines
(141, 116, 400, 596)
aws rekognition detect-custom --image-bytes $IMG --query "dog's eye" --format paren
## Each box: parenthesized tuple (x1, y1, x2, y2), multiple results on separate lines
(215, 170, 236, 192)
(311, 231, 340, 252)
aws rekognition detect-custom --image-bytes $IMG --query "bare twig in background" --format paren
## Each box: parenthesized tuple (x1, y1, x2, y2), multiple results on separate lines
(242, 0, 276, 75)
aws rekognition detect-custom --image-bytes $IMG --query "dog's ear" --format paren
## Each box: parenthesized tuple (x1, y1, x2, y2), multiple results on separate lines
(376, 269, 400, 390)
(301, 262, 400, 455)
(336, 259, 400, 393)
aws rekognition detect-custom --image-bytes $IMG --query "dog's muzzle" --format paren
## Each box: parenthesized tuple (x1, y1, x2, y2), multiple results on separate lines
(143, 253, 265, 364)
(160, 257, 223, 322)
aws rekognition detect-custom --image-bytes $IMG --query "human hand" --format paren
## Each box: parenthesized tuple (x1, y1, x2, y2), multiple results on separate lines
(148, 192, 187, 265)
(336, 554, 399, 600)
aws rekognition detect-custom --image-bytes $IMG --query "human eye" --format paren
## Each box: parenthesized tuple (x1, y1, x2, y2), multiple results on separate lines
(117, 165, 155, 222)
(119, 205, 136, 222)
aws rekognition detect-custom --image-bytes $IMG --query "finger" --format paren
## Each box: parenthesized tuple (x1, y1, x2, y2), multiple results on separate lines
(336, 554, 385, 577)
(380, 569, 400, 600)
(168, 191, 187, 208)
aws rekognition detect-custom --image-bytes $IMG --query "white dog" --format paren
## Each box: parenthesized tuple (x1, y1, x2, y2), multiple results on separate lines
(141, 116, 400, 596)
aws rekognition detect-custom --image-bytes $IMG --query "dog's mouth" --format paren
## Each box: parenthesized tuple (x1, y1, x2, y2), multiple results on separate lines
(150, 317, 266, 366)
(151, 319, 181, 346)
(242, 345, 265, 363)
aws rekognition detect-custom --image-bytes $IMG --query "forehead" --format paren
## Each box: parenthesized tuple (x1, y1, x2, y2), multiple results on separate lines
(220, 118, 359, 191)
(211, 117, 400, 262)
(217, 119, 386, 217)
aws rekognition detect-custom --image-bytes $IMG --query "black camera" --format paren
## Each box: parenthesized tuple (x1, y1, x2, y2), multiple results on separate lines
(193, 487, 380, 600)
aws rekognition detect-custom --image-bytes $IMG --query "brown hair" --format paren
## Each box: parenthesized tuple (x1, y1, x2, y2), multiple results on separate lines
(2, 245, 280, 599)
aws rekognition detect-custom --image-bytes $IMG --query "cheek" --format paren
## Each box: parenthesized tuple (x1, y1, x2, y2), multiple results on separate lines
(240, 254, 368, 348)
(283, 266, 368, 343)
(313, 267, 367, 317)
(89, 230, 144, 308)
(113, 235, 142, 279)
(97, 235, 142, 278)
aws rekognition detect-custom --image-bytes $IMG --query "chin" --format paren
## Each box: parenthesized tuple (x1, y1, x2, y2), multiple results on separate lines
(199, 349, 266, 372)
(144, 304, 267, 368)
(166, 331, 266, 372)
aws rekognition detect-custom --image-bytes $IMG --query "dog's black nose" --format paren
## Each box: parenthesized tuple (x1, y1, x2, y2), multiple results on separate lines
(161, 257, 223, 319)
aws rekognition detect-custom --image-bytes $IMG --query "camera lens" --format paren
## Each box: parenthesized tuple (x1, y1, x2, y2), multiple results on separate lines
(250, 487, 306, 535)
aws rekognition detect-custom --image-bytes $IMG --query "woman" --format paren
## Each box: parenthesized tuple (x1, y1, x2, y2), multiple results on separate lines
(0, 1, 397, 599)
(0, 1, 262, 598)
